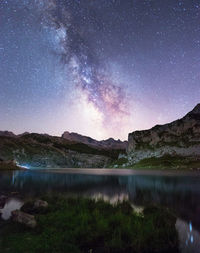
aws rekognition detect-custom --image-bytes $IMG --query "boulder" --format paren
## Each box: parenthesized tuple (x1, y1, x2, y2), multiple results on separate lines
(11, 210, 37, 228)
(34, 199, 48, 209)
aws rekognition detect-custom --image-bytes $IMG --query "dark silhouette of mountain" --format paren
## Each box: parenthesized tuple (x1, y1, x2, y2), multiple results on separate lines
(0, 131, 16, 137)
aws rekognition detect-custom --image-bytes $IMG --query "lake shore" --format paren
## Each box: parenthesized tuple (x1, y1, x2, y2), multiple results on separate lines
(1, 168, 200, 252)
(35, 167, 200, 177)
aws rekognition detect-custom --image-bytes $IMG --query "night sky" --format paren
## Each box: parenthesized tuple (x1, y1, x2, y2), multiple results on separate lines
(1, 0, 200, 140)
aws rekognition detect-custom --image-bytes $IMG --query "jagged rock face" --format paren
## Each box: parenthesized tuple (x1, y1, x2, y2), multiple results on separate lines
(127, 104, 200, 163)
(62, 131, 127, 150)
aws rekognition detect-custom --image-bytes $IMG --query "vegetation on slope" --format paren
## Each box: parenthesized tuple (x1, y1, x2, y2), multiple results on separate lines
(0, 134, 124, 164)
(110, 155, 200, 170)
(21, 133, 125, 159)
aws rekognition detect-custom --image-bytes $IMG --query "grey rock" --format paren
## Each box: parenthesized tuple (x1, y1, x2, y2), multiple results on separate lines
(34, 200, 48, 209)
(11, 210, 37, 228)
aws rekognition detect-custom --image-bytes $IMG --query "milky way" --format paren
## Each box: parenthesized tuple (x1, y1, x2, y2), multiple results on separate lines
(38, 0, 129, 130)
(1, 0, 200, 140)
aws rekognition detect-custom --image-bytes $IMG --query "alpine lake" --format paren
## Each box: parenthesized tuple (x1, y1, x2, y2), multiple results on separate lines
(1, 168, 200, 253)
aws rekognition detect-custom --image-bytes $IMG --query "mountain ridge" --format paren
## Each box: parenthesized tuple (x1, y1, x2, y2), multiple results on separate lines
(125, 103, 200, 169)
(1, 103, 200, 169)
(62, 131, 127, 150)
(0, 132, 126, 168)
(0, 130, 127, 151)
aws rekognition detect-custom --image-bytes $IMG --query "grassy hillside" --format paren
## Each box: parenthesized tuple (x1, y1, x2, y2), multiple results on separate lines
(0, 134, 125, 168)
(131, 155, 200, 170)
(111, 155, 200, 170)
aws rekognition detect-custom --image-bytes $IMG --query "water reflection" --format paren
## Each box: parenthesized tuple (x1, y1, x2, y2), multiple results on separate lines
(1, 169, 200, 252)
(1, 170, 200, 226)
(176, 219, 200, 253)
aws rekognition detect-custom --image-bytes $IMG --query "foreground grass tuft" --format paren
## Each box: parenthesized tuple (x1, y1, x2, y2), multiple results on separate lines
(0, 196, 179, 253)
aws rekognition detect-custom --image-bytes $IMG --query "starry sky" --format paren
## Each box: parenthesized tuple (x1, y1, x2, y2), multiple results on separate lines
(1, 0, 200, 140)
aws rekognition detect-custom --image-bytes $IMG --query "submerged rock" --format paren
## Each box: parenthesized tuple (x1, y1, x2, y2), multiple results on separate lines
(11, 210, 37, 228)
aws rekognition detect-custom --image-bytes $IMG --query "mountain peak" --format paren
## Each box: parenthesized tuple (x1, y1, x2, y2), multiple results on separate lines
(191, 103, 200, 113)
(0, 131, 16, 137)
(187, 103, 200, 116)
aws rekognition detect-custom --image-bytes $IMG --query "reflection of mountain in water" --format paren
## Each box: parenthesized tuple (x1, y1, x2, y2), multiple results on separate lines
(119, 175, 200, 230)
(1, 170, 200, 231)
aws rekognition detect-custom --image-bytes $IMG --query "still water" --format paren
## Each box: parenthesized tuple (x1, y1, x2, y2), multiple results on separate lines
(0, 168, 200, 253)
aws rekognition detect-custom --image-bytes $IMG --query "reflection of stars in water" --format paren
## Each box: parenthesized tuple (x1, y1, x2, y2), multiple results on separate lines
(186, 222, 193, 245)
(176, 219, 200, 252)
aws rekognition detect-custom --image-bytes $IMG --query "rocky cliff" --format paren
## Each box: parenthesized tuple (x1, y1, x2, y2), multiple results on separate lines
(62, 131, 127, 150)
(0, 133, 125, 168)
(126, 104, 200, 168)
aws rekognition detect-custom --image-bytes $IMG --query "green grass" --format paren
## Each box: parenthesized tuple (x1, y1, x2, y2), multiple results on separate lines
(0, 196, 179, 253)
(130, 155, 200, 170)
(111, 155, 200, 170)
